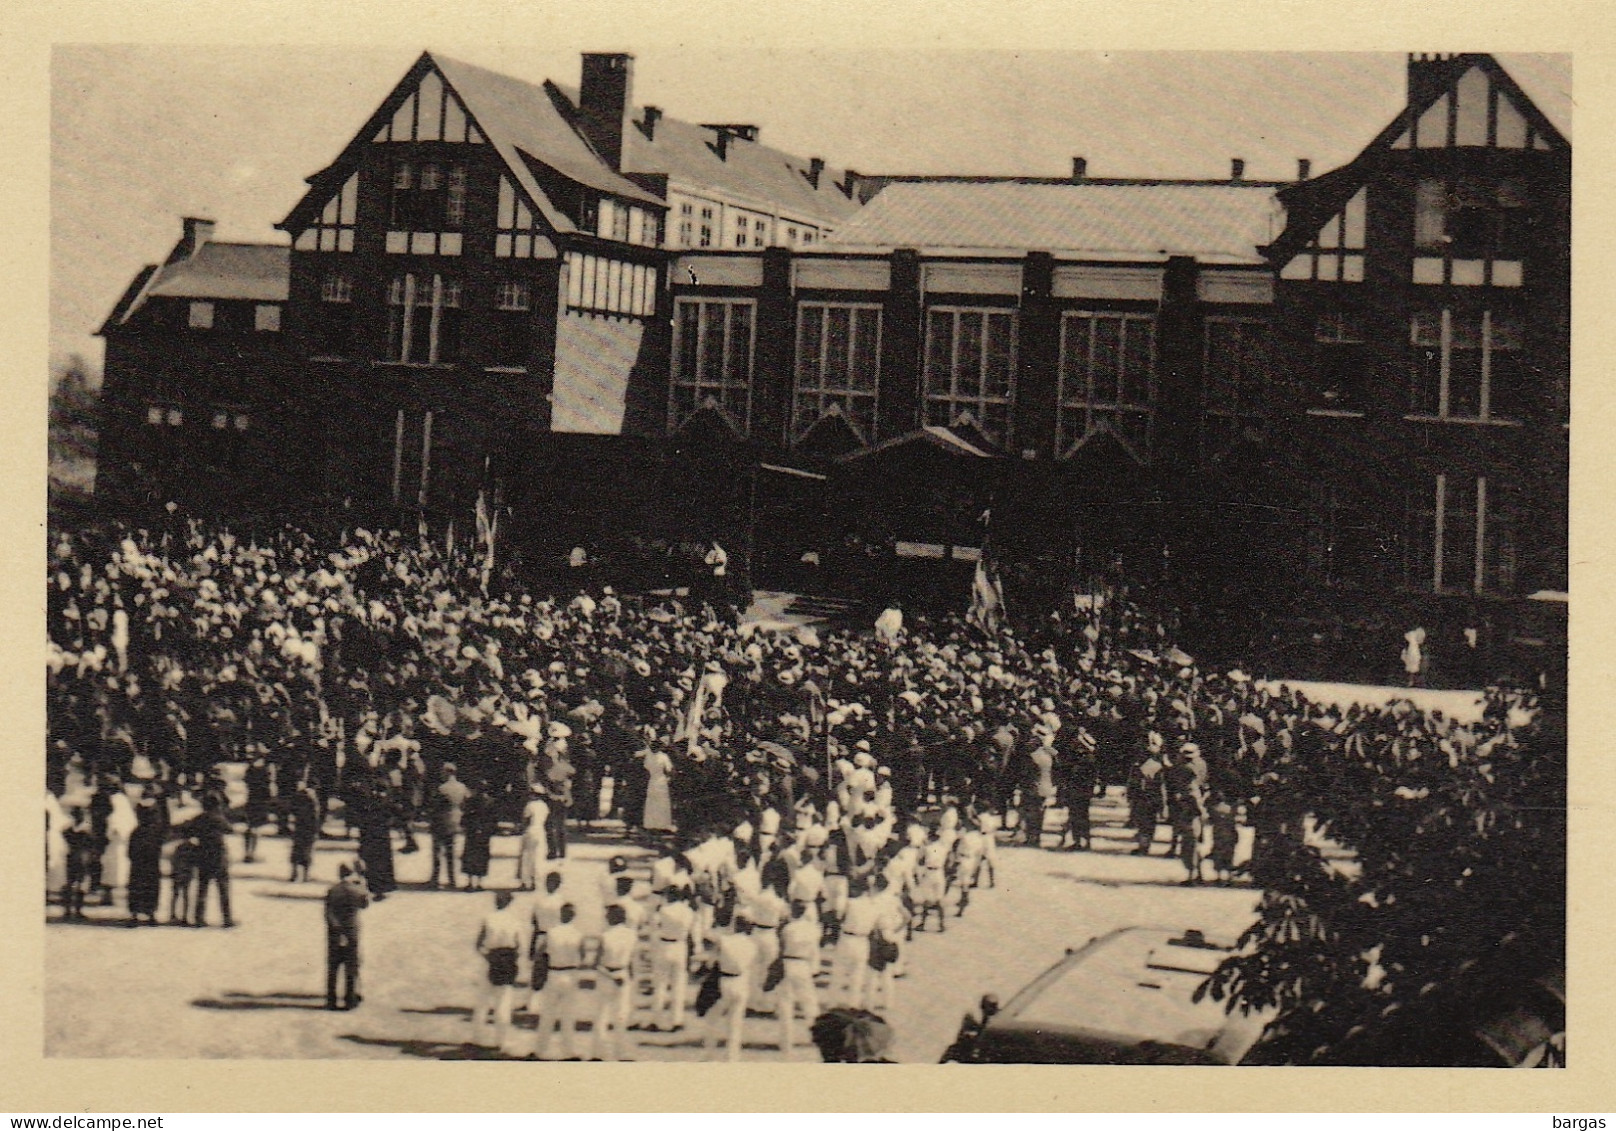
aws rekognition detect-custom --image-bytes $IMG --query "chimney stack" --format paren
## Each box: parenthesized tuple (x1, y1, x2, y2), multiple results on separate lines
(1408, 52, 1460, 106)
(842, 168, 860, 200)
(807, 157, 825, 189)
(170, 216, 215, 264)
(579, 52, 635, 171)
(702, 123, 760, 160)
(1297, 158, 1311, 181)
(641, 105, 662, 141)
(1230, 158, 1246, 181)
(1072, 156, 1087, 180)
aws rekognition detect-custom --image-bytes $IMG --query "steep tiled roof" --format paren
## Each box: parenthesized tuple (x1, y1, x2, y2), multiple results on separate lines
(617, 113, 861, 227)
(826, 181, 1284, 263)
(105, 242, 288, 329)
(146, 243, 289, 301)
(429, 54, 663, 211)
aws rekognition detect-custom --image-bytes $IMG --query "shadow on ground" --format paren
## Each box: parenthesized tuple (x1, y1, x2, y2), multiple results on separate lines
(192, 991, 330, 1012)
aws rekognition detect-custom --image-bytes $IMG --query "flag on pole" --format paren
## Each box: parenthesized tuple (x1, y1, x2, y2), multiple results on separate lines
(966, 504, 1005, 634)
(475, 489, 498, 597)
(967, 556, 1005, 634)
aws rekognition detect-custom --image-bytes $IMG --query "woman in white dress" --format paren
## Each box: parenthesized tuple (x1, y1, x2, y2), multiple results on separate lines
(517, 784, 550, 891)
(641, 747, 674, 833)
(103, 786, 139, 895)
(44, 790, 68, 894)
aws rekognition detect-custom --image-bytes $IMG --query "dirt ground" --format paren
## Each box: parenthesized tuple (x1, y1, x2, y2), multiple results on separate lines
(46, 791, 1258, 1062)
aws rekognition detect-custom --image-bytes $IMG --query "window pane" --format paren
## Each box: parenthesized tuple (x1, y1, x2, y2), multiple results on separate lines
(850, 309, 880, 393)
(797, 306, 824, 388)
(1061, 316, 1091, 405)
(925, 311, 952, 399)
(1489, 347, 1526, 421)
(1122, 318, 1152, 407)
(1239, 324, 1269, 404)
(984, 314, 1014, 399)
(725, 304, 753, 388)
(956, 313, 984, 399)
(1414, 179, 1447, 250)
(825, 306, 852, 391)
(676, 303, 701, 383)
(1449, 344, 1483, 418)
(1406, 486, 1437, 590)
(1092, 316, 1122, 404)
(1443, 484, 1477, 592)
(1206, 322, 1236, 405)
(1482, 490, 1517, 593)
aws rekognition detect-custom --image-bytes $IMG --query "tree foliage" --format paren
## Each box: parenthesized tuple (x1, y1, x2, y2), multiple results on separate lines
(1202, 690, 1566, 1065)
(50, 354, 99, 464)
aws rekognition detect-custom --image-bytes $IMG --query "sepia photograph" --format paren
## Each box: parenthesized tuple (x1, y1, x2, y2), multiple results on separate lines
(42, 41, 1569, 1072)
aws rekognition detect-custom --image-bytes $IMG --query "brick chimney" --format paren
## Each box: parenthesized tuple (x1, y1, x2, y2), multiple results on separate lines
(579, 52, 634, 171)
(1230, 158, 1246, 181)
(640, 105, 662, 141)
(1072, 156, 1087, 180)
(807, 157, 825, 188)
(842, 168, 860, 200)
(167, 216, 215, 265)
(1408, 52, 1461, 108)
(1297, 158, 1311, 181)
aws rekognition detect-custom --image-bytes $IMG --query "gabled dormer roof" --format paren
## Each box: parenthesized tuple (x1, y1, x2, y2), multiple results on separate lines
(276, 51, 662, 243)
(1268, 53, 1569, 262)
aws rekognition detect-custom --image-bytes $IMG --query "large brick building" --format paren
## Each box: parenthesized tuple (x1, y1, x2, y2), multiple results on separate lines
(94, 51, 1568, 676)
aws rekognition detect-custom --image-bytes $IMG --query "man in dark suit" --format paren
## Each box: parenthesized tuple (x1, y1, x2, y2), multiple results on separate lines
(325, 861, 371, 1010)
(189, 794, 235, 927)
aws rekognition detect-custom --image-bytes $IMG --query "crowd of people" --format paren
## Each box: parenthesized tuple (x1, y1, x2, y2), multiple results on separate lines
(45, 517, 1549, 1057)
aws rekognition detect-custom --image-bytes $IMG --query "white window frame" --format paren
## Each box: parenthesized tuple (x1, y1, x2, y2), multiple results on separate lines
(1426, 473, 1497, 594)
(188, 302, 214, 330)
(1056, 310, 1155, 456)
(255, 304, 281, 332)
(671, 297, 757, 434)
(1408, 308, 1523, 424)
(387, 272, 461, 364)
(793, 301, 883, 443)
(922, 305, 1019, 445)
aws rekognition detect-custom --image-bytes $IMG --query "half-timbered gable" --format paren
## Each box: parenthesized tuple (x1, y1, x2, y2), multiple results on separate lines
(1266, 53, 1569, 603)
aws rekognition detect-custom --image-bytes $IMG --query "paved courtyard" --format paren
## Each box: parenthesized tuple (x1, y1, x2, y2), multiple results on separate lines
(46, 791, 1258, 1062)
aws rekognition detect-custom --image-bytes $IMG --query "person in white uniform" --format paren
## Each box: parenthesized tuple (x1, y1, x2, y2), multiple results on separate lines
(526, 870, 566, 1015)
(473, 888, 529, 1055)
(702, 916, 758, 1062)
(833, 878, 880, 1009)
(533, 903, 585, 1060)
(647, 888, 698, 1032)
(591, 903, 639, 1061)
(778, 899, 823, 1058)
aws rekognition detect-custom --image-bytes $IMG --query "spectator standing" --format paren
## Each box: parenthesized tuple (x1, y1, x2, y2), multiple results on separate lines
(324, 861, 370, 1010)
(431, 763, 469, 889)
